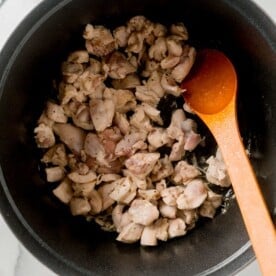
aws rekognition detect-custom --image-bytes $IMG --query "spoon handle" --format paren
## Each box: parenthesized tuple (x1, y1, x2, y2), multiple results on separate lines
(210, 112, 276, 275)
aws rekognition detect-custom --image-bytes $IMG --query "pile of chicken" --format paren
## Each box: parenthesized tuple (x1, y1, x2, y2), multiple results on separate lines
(34, 16, 231, 246)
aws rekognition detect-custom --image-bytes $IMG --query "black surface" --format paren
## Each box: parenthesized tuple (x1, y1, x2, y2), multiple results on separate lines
(0, 0, 275, 275)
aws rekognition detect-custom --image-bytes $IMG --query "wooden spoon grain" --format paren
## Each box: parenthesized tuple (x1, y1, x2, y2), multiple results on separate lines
(182, 49, 276, 275)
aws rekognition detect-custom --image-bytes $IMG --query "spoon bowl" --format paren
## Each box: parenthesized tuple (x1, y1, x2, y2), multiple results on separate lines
(182, 49, 276, 275)
(184, 49, 236, 115)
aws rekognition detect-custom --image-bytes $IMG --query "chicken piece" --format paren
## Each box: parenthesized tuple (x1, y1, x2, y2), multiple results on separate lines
(97, 159, 123, 174)
(97, 173, 121, 184)
(151, 156, 174, 182)
(34, 123, 55, 148)
(99, 127, 122, 143)
(72, 104, 94, 130)
(152, 22, 167, 37)
(63, 100, 82, 118)
(77, 162, 90, 174)
(159, 201, 177, 219)
(115, 132, 146, 157)
(184, 131, 201, 151)
(155, 218, 169, 241)
(89, 58, 102, 74)
(123, 171, 149, 190)
(98, 127, 122, 160)
(59, 83, 84, 105)
(37, 111, 54, 128)
(170, 23, 189, 40)
(84, 24, 116, 57)
(207, 190, 223, 208)
(143, 25, 156, 45)
(111, 74, 141, 90)
(68, 170, 97, 184)
(169, 136, 185, 161)
(67, 50, 89, 63)
(135, 85, 160, 106)
(161, 56, 181, 69)
(177, 209, 198, 226)
(168, 218, 186, 238)
(177, 179, 208, 210)
(161, 73, 185, 97)
(104, 51, 136, 79)
(128, 199, 159, 226)
(61, 62, 83, 83)
(88, 189, 102, 215)
(127, 15, 150, 31)
(90, 98, 115, 132)
(103, 88, 136, 113)
(167, 109, 186, 140)
(141, 224, 158, 246)
(206, 149, 231, 187)
(41, 144, 68, 167)
(132, 140, 148, 152)
(127, 16, 154, 46)
(112, 204, 125, 231)
(199, 190, 222, 218)
(109, 177, 137, 204)
(116, 222, 144, 244)
(84, 133, 104, 158)
(129, 106, 153, 132)
(97, 182, 116, 211)
(74, 70, 105, 98)
(52, 178, 73, 204)
(148, 37, 167, 61)
(45, 101, 67, 123)
(166, 37, 183, 57)
(127, 31, 145, 54)
(72, 181, 96, 197)
(118, 214, 134, 233)
(67, 153, 79, 171)
(53, 123, 86, 155)
(76, 153, 88, 166)
(114, 112, 130, 135)
(84, 133, 108, 166)
(45, 166, 65, 182)
(125, 152, 160, 178)
(127, 54, 139, 69)
(70, 197, 91, 216)
(181, 118, 197, 132)
(78, 154, 90, 169)
(171, 47, 196, 83)
(138, 189, 160, 202)
(160, 186, 185, 206)
(155, 179, 167, 192)
(146, 71, 165, 98)
(171, 160, 200, 184)
(147, 128, 171, 149)
(180, 118, 201, 151)
(199, 201, 216, 219)
(141, 103, 163, 125)
(113, 26, 130, 48)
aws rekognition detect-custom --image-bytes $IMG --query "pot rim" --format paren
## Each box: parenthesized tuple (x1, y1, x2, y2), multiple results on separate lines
(0, 0, 275, 275)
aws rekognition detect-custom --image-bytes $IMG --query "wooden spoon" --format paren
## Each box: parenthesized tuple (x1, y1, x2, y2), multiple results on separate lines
(181, 49, 276, 275)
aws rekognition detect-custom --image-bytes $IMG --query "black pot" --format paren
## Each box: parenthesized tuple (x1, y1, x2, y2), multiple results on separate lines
(0, 0, 275, 275)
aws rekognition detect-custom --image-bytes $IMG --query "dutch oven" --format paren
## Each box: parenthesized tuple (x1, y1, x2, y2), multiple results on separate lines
(0, 0, 275, 275)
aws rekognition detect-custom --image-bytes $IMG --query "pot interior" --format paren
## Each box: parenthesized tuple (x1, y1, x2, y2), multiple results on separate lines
(0, 0, 275, 275)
